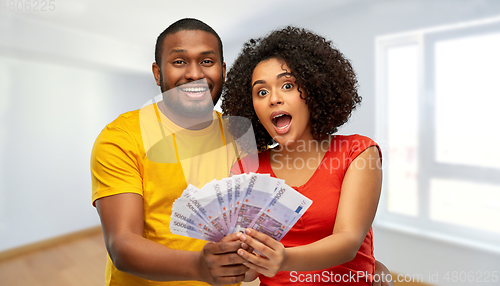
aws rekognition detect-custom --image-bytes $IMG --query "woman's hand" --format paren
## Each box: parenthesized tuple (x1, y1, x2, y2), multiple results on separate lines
(236, 228, 287, 277)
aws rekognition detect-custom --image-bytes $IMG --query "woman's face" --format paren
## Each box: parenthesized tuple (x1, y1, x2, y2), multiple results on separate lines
(251, 58, 312, 148)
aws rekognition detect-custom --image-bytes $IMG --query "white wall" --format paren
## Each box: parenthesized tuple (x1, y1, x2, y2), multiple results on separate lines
(0, 13, 158, 252)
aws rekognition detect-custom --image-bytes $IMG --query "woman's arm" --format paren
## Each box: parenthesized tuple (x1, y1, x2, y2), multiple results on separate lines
(237, 146, 382, 276)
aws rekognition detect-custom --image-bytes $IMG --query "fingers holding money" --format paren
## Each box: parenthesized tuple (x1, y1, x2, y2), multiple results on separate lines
(220, 232, 243, 242)
(236, 229, 287, 277)
(199, 241, 249, 285)
(220, 232, 254, 254)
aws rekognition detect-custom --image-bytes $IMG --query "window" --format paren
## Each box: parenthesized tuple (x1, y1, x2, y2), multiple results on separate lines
(376, 17, 500, 249)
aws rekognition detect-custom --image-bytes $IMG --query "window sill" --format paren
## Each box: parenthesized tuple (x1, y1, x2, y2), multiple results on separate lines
(373, 220, 500, 256)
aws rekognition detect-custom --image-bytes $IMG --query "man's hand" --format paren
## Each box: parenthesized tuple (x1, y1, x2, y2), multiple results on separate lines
(198, 232, 249, 285)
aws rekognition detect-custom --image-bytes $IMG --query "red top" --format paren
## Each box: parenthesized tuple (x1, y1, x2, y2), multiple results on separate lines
(233, 134, 380, 285)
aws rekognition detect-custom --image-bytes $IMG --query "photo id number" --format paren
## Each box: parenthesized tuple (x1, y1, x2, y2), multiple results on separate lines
(1, 0, 56, 11)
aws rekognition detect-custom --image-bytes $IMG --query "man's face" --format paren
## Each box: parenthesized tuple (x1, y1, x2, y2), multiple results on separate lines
(153, 30, 226, 118)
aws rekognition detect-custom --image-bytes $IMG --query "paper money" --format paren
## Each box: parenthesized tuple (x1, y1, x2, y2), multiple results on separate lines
(228, 174, 247, 233)
(232, 174, 284, 234)
(171, 204, 223, 240)
(191, 181, 229, 235)
(248, 184, 312, 240)
(171, 185, 225, 240)
(169, 173, 312, 242)
(219, 177, 234, 230)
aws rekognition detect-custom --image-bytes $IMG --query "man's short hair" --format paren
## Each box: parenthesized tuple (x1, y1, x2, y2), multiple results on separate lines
(155, 18, 224, 66)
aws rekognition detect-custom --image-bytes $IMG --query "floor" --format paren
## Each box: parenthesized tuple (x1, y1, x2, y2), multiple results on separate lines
(0, 230, 429, 286)
(0, 231, 106, 286)
(0, 230, 259, 286)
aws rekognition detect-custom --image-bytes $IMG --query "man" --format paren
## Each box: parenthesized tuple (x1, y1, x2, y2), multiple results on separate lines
(91, 18, 250, 286)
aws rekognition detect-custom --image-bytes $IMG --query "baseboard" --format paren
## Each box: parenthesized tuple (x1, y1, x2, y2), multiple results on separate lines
(0, 225, 102, 262)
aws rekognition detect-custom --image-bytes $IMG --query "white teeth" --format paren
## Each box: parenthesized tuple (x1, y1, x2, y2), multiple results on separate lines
(272, 113, 290, 129)
(181, 87, 207, 92)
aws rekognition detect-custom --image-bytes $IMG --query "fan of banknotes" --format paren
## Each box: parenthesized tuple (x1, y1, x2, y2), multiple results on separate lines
(169, 173, 313, 242)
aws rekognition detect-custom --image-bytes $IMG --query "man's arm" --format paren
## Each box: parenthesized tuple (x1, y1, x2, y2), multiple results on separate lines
(96, 192, 248, 285)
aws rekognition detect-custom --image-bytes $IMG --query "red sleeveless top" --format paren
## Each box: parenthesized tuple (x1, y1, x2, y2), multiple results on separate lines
(234, 134, 380, 285)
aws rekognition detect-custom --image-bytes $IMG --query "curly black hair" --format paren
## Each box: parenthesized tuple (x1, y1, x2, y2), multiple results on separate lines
(222, 26, 361, 152)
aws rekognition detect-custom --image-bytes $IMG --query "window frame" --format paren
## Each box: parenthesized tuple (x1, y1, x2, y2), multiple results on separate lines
(375, 19, 500, 252)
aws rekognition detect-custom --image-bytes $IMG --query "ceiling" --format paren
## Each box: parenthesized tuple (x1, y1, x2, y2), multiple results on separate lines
(4, 0, 361, 50)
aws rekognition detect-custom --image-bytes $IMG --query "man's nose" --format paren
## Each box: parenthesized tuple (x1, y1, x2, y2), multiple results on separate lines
(185, 64, 204, 81)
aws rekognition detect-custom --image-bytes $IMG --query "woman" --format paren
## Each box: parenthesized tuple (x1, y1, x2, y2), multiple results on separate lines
(222, 27, 393, 286)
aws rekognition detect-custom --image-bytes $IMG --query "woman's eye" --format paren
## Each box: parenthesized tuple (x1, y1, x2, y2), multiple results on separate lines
(257, 90, 268, 97)
(283, 83, 293, 90)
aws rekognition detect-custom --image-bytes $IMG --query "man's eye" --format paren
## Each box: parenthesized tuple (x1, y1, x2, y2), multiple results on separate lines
(201, 60, 214, 64)
(257, 90, 268, 97)
(283, 83, 293, 90)
(173, 60, 185, 65)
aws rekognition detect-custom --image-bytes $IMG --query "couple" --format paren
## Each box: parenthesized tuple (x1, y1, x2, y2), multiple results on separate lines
(91, 18, 391, 286)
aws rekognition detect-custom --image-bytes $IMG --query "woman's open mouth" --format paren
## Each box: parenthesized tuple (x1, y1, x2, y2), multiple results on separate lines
(271, 112, 292, 134)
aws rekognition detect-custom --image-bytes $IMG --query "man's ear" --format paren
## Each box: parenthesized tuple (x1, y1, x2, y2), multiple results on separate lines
(152, 62, 161, 86)
(222, 62, 226, 82)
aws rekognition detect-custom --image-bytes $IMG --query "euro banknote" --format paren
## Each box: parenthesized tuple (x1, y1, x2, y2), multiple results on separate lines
(169, 173, 312, 242)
